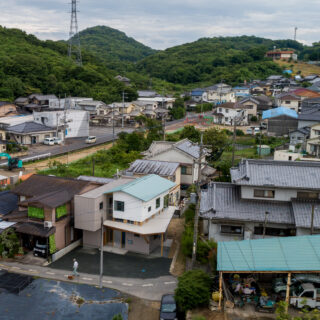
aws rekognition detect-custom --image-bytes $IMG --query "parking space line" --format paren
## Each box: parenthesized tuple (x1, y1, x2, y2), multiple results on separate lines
(28, 269, 38, 273)
(46, 272, 55, 275)
(11, 266, 21, 270)
(103, 280, 113, 284)
(122, 283, 133, 287)
(164, 281, 176, 285)
(82, 277, 93, 281)
(142, 283, 153, 287)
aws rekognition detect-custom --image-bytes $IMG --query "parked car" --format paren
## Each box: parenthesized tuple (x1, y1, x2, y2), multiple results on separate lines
(260, 122, 267, 129)
(160, 294, 177, 320)
(33, 239, 48, 258)
(85, 136, 96, 144)
(246, 128, 253, 135)
(53, 137, 62, 145)
(290, 283, 320, 309)
(43, 137, 55, 146)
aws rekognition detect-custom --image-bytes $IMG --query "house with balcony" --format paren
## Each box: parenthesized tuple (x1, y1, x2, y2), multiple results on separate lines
(74, 175, 176, 255)
(200, 159, 320, 242)
(121, 159, 181, 205)
(275, 92, 301, 113)
(306, 123, 320, 157)
(142, 139, 211, 192)
(213, 102, 248, 125)
(4, 175, 99, 258)
(205, 84, 236, 104)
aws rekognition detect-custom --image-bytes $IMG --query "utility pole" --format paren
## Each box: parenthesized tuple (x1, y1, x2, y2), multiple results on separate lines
(162, 116, 166, 141)
(68, 0, 82, 66)
(231, 118, 237, 167)
(263, 211, 269, 238)
(99, 215, 104, 288)
(122, 91, 125, 128)
(191, 134, 203, 268)
(294, 27, 298, 41)
(112, 103, 115, 146)
(311, 204, 315, 235)
(92, 158, 95, 176)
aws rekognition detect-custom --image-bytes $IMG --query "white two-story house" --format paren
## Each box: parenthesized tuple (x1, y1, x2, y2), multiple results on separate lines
(306, 123, 320, 157)
(75, 175, 176, 255)
(275, 92, 301, 113)
(200, 159, 320, 242)
(213, 102, 248, 125)
(205, 84, 236, 103)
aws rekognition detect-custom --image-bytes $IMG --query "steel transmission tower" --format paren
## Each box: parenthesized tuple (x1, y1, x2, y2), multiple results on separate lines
(68, 0, 82, 66)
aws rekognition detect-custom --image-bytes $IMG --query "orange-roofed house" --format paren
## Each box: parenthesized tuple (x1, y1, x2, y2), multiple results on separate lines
(291, 88, 320, 100)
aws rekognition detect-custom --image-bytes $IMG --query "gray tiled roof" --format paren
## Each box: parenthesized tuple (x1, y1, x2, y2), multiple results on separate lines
(299, 108, 320, 121)
(174, 139, 202, 158)
(7, 121, 55, 134)
(77, 176, 114, 184)
(127, 159, 179, 176)
(230, 159, 320, 190)
(0, 191, 18, 216)
(292, 200, 320, 229)
(289, 126, 310, 136)
(200, 183, 294, 224)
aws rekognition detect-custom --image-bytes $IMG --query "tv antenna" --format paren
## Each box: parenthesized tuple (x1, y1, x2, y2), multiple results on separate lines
(68, 0, 82, 66)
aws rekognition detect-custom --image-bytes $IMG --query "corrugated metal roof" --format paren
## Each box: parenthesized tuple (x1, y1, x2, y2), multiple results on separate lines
(107, 174, 176, 202)
(230, 159, 320, 190)
(292, 200, 320, 229)
(217, 235, 320, 272)
(262, 107, 298, 120)
(200, 183, 294, 225)
(77, 176, 114, 184)
(127, 159, 179, 176)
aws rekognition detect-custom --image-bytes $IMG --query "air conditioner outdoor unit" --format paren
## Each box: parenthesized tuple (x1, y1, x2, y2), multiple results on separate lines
(44, 221, 52, 229)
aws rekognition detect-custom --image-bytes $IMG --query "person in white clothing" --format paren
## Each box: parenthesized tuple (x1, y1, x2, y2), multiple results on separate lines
(73, 258, 79, 276)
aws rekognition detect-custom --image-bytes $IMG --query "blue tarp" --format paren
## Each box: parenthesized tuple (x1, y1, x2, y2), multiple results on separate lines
(262, 107, 298, 120)
(217, 235, 320, 272)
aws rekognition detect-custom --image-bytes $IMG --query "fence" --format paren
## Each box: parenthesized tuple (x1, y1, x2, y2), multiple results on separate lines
(51, 239, 82, 262)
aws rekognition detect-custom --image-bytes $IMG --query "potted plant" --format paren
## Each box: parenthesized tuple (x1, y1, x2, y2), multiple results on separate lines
(15, 247, 24, 259)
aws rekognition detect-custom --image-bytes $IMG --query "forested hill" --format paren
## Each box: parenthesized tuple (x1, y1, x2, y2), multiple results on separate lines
(0, 26, 137, 102)
(76, 26, 156, 69)
(135, 36, 300, 85)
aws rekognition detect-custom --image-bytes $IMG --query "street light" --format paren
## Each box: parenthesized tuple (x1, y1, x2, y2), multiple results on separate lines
(263, 211, 270, 238)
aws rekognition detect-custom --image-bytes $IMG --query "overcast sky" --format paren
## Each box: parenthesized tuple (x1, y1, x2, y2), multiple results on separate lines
(1, 0, 319, 49)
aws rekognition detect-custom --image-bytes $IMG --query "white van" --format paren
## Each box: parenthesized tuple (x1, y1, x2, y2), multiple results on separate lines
(43, 137, 55, 146)
(290, 283, 320, 309)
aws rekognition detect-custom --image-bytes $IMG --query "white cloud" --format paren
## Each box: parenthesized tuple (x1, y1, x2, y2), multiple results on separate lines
(0, 1, 319, 49)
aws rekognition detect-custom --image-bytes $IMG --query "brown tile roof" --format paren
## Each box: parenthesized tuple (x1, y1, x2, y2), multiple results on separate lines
(15, 222, 55, 238)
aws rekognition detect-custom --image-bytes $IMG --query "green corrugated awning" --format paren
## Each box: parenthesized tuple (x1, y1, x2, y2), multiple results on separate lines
(217, 235, 320, 272)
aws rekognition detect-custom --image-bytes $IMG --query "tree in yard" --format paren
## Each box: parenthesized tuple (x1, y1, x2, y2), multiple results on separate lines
(179, 126, 201, 143)
(175, 270, 211, 312)
(112, 314, 123, 320)
(170, 97, 186, 120)
(203, 128, 229, 159)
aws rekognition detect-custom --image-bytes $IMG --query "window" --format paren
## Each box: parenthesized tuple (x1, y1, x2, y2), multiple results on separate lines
(253, 189, 275, 198)
(254, 227, 295, 237)
(164, 194, 169, 208)
(56, 204, 67, 220)
(127, 239, 133, 244)
(285, 101, 291, 104)
(115, 218, 123, 222)
(220, 225, 243, 235)
(99, 202, 103, 210)
(225, 109, 229, 113)
(219, 108, 222, 112)
(180, 184, 190, 190)
(156, 198, 160, 209)
(301, 291, 314, 298)
(148, 206, 152, 212)
(181, 165, 192, 175)
(114, 201, 125, 212)
(297, 192, 319, 200)
(246, 105, 253, 109)
(127, 220, 134, 224)
(134, 234, 140, 238)
(28, 206, 44, 219)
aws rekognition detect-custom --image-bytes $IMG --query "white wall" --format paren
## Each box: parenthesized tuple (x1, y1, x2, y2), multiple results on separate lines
(113, 190, 169, 222)
(216, 107, 248, 125)
(241, 186, 298, 202)
(33, 110, 89, 138)
(274, 150, 301, 161)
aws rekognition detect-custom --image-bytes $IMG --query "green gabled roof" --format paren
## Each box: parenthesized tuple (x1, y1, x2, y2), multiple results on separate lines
(106, 174, 175, 202)
(218, 235, 320, 272)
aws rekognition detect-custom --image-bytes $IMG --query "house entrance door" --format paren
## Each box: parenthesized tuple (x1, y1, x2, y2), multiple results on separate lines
(121, 232, 126, 248)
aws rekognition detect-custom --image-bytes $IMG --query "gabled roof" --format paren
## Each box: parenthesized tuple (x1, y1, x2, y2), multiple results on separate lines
(262, 107, 298, 120)
(217, 235, 320, 272)
(126, 159, 179, 177)
(13, 174, 96, 200)
(107, 174, 175, 202)
(7, 121, 55, 134)
(299, 108, 320, 121)
(289, 126, 310, 136)
(200, 183, 294, 225)
(31, 94, 57, 101)
(0, 191, 18, 215)
(276, 92, 301, 101)
(230, 159, 320, 190)
(292, 88, 320, 98)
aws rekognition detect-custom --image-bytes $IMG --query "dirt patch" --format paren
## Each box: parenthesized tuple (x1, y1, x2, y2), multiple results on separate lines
(167, 217, 186, 277)
(128, 296, 160, 320)
(190, 308, 225, 320)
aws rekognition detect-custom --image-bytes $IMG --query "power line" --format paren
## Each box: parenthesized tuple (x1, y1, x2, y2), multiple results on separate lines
(68, 0, 82, 66)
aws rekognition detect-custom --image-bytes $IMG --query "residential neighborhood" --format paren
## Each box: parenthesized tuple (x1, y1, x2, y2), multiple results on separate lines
(3, 1, 320, 320)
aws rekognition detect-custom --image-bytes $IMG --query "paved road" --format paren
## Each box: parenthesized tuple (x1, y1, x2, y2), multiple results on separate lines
(0, 260, 177, 301)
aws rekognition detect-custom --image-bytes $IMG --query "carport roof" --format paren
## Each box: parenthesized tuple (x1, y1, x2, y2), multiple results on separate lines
(103, 206, 175, 235)
(217, 235, 320, 272)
